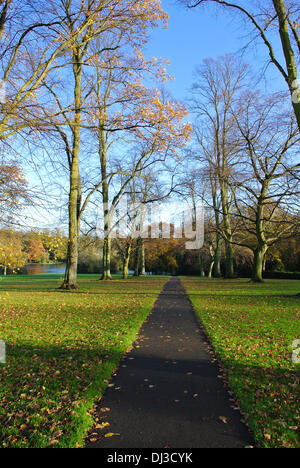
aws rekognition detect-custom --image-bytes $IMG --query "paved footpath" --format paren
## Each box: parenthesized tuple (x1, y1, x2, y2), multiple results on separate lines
(86, 278, 253, 448)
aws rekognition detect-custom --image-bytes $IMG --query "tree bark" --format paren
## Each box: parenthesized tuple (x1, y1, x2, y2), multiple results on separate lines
(213, 235, 222, 277)
(123, 243, 131, 279)
(199, 251, 206, 277)
(252, 183, 269, 283)
(140, 239, 146, 276)
(133, 238, 141, 276)
(208, 260, 214, 278)
(102, 236, 112, 280)
(61, 48, 82, 290)
(272, 0, 300, 131)
(100, 124, 112, 280)
(252, 244, 267, 283)
(221, 182, 234, 278)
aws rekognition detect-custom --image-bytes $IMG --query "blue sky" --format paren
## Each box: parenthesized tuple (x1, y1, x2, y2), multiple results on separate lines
(145, 0, 286, 101)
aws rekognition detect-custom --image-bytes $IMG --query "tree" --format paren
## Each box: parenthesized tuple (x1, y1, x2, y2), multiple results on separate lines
(35, 1, 169, 288)
(38, 230, 67, 261)
(186, 0, 300, 131)
(0, 0, 88, 141)
(0, 161, 29, 222)
(115, 238, 135, 279)
(88, 51, 191, 280)
(127, 166, 178, 277)
(189, 55, 249, 277)
(145, 237, 182, 274)
(0, 229, 26, 274)
(232, 92, 300, 282)
(26, 236, 48, 263)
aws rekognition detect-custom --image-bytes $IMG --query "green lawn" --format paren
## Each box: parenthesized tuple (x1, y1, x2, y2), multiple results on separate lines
(0, 274, 168, 448)
(181, 277, 300, 449)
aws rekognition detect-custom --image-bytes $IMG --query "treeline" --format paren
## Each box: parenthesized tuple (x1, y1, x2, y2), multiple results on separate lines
(78, 225, 300, 278)
(1, 223, 299, 278)
(0, 229, 67, 275)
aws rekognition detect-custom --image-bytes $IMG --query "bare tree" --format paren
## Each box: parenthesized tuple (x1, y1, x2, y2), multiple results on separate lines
(232, 92, 300, 282)
(185, 0, 300, 131)
(189, 55, 249, 277)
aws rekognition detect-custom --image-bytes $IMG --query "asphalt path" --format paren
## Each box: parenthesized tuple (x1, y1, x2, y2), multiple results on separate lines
(86, 277, 253, 448)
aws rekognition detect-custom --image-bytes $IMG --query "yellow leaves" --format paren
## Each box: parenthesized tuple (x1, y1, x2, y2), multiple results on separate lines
(95, 422, 110, 429)
(104, 432, 120, 438)
(218, 416, 228, 424)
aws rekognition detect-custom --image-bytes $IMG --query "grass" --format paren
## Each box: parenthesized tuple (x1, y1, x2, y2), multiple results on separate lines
(181, 277, 300, 449)
(0, 274, 169, 448)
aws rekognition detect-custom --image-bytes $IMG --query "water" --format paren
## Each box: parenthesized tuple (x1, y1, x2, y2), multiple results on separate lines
(25, 264, 66, 275)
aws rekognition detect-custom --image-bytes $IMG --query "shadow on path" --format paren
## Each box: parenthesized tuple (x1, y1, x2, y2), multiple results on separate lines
(86, 278, 254, 448)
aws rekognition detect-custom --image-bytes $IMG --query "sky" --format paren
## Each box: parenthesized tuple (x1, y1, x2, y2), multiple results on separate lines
(144, 0, 286, 102)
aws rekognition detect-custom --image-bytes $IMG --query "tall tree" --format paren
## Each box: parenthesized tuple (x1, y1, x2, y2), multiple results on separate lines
(36, 1, 169, 289)
(232, 92, 300, 282)
(186, 0, 300, 131)
(189, 55, 248, 277)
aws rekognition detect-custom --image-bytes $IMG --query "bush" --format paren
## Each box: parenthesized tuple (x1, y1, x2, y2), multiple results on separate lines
(263, 271, 300, 280)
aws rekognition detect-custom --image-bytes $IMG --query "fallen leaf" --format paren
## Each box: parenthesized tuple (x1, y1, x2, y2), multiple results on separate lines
(219, 416, 228, 424)
(96, 422, 110, 429)
(100, 407, 110, 413)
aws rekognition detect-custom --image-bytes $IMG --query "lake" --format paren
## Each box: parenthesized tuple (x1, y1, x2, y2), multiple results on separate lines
(25, 264, 66, 275)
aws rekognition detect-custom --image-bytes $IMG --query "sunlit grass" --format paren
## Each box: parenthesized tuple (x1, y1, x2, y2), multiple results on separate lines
(0, 275, 168, 448)
(181, 277, 300, 448)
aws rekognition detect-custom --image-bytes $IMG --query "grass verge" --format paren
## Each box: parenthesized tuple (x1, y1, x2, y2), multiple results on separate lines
(181, 277, 300, 449)
(0, 275, 168, 448)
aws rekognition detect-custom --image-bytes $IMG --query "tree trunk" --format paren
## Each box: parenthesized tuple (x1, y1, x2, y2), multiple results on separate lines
(61, 49, 82, 290)
(199, 252, 205, 277)
(220, 180, 234, 278)
(252, 244, 267, 283)
(102, 236, 112, 280)
(100, 129, 112, 280)
(252, 183, 270, 283)
(133, 238, 141, 276)
(208, 244, 215, 279)
(212, 193, 222, 277)
(224, 240, 234, 278)
(123, 244, 131, 279)
(213, 238, 222, 277)
(140, 239, 146, 276)
(272, 0, 300, 132)
(3, 263, 7, 276)
(208, 260, 214, 279)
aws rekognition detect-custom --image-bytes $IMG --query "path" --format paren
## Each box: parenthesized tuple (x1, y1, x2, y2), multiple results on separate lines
(86, 278, 253, 448)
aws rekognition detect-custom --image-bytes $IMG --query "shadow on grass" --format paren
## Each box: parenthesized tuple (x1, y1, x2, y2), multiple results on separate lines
(0, 342, 129, 447)
(187, 292, 300, 300)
